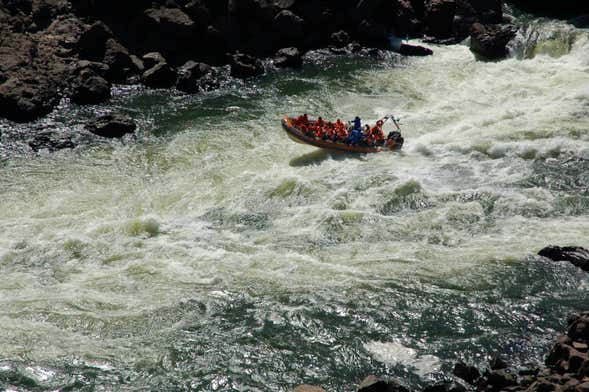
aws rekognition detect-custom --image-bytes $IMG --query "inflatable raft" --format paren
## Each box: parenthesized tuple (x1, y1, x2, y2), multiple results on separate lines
(281, 116, 404, 153)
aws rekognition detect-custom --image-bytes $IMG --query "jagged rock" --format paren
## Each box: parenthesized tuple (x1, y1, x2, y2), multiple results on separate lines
(229, 52, 264, 78)
(293, 385, 327, 392)
(397, 43, 433, 56)
(469, 23, 517, 59)
(85, 114, 136, 138)
(70, 70, 111, 104)
(358, 375, 410, 392)
(424, 0, 456, 38)
(0, 76, 60, 123)
(103, 38, 136, 82)
(274, 47, 302, 68)
(538, 246, 589, 272)
(77, 21, 113, 60)
(141, 62, 177, 88)
(176, 60, 215, 93)
(485, 369, 518, 391)
(453, 362, 481, 384)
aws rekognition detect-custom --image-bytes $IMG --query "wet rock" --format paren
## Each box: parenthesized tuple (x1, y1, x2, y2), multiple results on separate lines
(491, 356, 510, 370)
(293, 385, 327, 392)
(274, 47, 302, 68)
(358, 375, 410, 392)
(70, 71, 111, 105)
(141, 62, 177, 88)
(397, 43, 433, 56)
(0, 76, 60, 123)
(28, 131, 75, 152)
(538, 246, 589, 272)
(469, 23, 517, 59)
(568, 312, 589, 342)
(453, 362, 481, 384)
(229, 52, 264, 78)
(85, 114, 136, 138)
(424, 0, 456, 38)
(176, 60, 215, 93)
(103, 38, 137, 82)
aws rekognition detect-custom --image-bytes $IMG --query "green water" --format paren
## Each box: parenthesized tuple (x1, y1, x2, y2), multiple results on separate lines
(0, 19, 589, 391)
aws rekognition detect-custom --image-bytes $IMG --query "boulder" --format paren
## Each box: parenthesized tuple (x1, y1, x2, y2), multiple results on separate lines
(229, 52, 264, 78)
(484, 369, 518, 391)
(424, 0, 456, 38)
(330, 30, 350, 47)
(490, 356, 510, 370)
(70, 70, 111, 105)
(274, 47, 302, 68)
(0, 76, 60, 123)
(538, 246, 589, 272)
(568, 312, 589, 342)
(103, 38, 137, 82)
(469, 23, 517, 59)
(272, 9, 305, 46)
(28, 131, 75, 152)
(74, 60, 110, 78)
(142, 52, 167, 69)
(85, 114, 136, 138)
(77, 21, 113, 61)
(392, 0, 422, 38)
(453, 362, 481, 384)
(31, 0, 71, 29)
(358, 375, 410, 392)
(141, 62, 177, 88)
(176, 61, 215, 93)
(293, 385, 327, 392)
(397, 43, 433, 56)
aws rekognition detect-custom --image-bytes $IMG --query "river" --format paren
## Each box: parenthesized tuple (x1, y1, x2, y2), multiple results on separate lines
(0, 17, 588, 392)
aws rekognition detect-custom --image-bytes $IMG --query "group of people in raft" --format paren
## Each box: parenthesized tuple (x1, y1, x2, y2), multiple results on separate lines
(293, 114, 399, 148)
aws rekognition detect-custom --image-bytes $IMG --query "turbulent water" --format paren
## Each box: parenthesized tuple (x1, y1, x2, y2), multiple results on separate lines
(1, 17, 589, 392)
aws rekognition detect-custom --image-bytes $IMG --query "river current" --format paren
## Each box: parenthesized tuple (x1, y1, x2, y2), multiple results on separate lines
(1, 17, 589, 392)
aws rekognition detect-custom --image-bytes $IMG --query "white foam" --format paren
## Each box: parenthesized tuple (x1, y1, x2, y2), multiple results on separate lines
(364, 341, 442, 377)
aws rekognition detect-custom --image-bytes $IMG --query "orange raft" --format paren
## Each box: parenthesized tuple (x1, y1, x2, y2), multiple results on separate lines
(281, 116, 404, 153)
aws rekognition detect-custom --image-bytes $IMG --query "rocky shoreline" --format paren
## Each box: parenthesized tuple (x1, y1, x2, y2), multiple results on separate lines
(296, 247, 589, 392)
(0, 0, 526, 128)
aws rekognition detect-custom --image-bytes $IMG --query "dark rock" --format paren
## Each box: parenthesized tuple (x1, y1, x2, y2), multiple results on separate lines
(28, 131, 75, 152)
(424, 0, 456, 38)
(85, 114, 136, 138)
(0, 77, 60, 123)
(470, 23, 517, 59)
(129, 55, 145, 73)
(331, 30, 350, 47)
(393, 0, 422, 38)
(453, 362, 481, 384)
(31, 0, 71, 29)
(397, 43, 433, 56)
(546, 342, 572, 369)
(229, 52, 264, 78)
(142, 52, 167, 69)
(358, 375, 410, 392)
(74, 60, 110, 78)
(184, 0, 211, 25)
(538, 246, 589, 272)
(70, 72, 111, 105)
(176, 61, 214, 93)
(578, 382, 589, 392)
(485, 369, 518, 391)
(529, 380, 556, 392)
(274, 47, 302, 68)
(78, 21, 113, 61)
(506, 0, 589, 19)
(357, 19, 389, 47)
(141, 62, 177, 88)
(103, 38, 136, 82)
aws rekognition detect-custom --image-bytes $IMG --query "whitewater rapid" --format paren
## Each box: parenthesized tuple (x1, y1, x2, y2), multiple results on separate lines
(0, 18, 588, 391)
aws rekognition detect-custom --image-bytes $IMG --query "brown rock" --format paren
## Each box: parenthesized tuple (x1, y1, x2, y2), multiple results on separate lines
(103, 38, 136, 82)
(470, 23, 517, 59)
(141, 62, 177, 88)
(85, 114, 136, 138)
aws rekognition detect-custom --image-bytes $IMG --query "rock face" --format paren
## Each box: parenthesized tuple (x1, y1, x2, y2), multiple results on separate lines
(70, 68, 111, 104)
(0, 77, 60, 123)
(85, 114, 136, 138)
(538, 246, 589, 272)
(469, 23, 517, 59)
